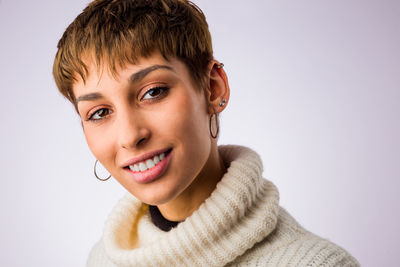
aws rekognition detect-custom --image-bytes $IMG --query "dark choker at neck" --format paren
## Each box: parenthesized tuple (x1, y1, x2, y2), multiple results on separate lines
(149, 205, 181, 232)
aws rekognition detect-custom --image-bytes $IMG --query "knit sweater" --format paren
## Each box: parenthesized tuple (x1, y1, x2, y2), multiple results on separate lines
(87, 145, 359, 266)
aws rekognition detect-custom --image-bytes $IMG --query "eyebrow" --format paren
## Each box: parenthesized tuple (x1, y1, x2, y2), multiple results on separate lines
(76, 92, 104, 103)
(129, 64, 174, 83)
(75, 64, 174, 104)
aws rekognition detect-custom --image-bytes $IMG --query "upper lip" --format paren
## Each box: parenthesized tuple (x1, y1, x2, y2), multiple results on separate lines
(122, 147, 171, 167)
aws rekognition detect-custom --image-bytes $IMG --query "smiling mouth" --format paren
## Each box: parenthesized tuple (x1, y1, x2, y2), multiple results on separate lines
(125, 148, 172, 172)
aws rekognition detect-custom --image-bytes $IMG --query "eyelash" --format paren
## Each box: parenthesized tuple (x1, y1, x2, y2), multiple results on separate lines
(141, 86, 169, 101)
(87, 108, 112, 122)
(86, 86, 169, 122)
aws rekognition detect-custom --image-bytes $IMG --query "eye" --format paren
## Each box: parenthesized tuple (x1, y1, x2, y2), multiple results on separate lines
(88, 108, 112, 121)
(141, 86, 169, 100)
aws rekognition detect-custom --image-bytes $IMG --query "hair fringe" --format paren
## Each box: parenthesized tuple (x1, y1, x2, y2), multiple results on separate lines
(53, 0, 213, 107)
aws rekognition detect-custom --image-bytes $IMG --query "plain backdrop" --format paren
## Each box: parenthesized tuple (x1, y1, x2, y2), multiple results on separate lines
(1, 0, 399, 266)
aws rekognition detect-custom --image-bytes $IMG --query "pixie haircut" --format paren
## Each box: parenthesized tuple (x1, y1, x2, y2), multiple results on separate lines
(53, 0, 213, 105)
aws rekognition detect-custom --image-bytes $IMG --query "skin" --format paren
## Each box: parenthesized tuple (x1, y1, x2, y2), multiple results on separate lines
(73, 51, 230, 221)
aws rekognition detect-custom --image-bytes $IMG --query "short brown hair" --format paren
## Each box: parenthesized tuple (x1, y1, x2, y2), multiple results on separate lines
(53, 0, 213, 105)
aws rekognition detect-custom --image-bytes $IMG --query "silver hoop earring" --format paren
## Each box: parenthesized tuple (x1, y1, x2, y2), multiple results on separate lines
(216, 62, 224, 69)
(94, 160, 111, 181)
(209, 108, 219, 139)
(219, 98, 226, 107)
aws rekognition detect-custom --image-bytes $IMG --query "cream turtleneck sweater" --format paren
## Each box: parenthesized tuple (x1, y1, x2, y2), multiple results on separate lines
(87, 145, 359, 266)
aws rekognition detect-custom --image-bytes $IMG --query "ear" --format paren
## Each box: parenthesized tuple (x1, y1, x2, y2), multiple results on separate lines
(205, 60, 230, 114)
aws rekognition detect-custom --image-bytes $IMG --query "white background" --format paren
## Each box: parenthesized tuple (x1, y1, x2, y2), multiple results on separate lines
(1, 0, 399, 266)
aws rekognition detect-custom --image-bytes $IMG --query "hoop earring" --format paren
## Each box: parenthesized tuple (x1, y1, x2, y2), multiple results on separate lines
(94, 160, 111, 181)
(209, 108, 219, 139)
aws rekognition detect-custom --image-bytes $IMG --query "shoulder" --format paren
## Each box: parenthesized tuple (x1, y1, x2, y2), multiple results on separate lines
(229, 207, 360, 267)
(87, 239, 118, 267)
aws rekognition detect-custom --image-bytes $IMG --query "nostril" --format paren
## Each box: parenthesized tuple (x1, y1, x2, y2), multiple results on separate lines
(136, 137, 147, 146)
(120, 126, 151, 149)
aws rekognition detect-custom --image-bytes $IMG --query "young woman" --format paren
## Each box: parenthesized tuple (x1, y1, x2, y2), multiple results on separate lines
(53, 0, 359, 266)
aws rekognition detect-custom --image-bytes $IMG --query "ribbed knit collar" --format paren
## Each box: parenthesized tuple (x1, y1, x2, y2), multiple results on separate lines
(102, 145, 280, 266)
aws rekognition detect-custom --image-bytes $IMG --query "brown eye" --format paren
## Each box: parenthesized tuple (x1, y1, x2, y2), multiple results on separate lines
(142, 86, 169, 100)
(89, 108, 112, 121)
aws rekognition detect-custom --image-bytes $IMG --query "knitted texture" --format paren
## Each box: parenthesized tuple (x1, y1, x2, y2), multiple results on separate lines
(87, 145, 359, 266)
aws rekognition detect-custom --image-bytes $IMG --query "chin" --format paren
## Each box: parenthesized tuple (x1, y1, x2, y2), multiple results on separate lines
(139, 194, 173, 206)
(132, 182, 183, 206)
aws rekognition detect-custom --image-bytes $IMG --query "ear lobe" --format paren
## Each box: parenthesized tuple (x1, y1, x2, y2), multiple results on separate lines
(206, 61, 230, 114)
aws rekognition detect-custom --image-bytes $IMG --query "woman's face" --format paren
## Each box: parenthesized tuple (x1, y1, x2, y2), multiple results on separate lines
(73, 52, 215, 205)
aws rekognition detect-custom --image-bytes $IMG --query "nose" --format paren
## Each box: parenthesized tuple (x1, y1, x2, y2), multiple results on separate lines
(117, 110, 151, 149)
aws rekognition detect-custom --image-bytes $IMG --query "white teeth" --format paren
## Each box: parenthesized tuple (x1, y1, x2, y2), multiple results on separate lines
(139, 162, 147, 172)
(146, 159, 155, 169)
(129, 165, 139, 172)
(128, 151, 168, 172)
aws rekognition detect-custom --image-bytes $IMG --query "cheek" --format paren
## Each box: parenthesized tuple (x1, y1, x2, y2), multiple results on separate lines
(167, 90, 211, 170)
(84, 126, 115, 166)
(164, 90, 209, 143)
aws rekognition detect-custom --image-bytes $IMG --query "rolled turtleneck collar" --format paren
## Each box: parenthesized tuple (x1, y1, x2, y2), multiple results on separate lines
(102, 145, 280, 266)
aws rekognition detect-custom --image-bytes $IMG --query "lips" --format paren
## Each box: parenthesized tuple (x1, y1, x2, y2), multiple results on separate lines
(123, 148, 173, 184)
(128, 150, 168, 172)
(123, 148, 171, 167)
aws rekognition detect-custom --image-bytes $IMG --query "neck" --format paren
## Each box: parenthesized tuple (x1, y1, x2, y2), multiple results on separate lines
(157, 145, 226, 221)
